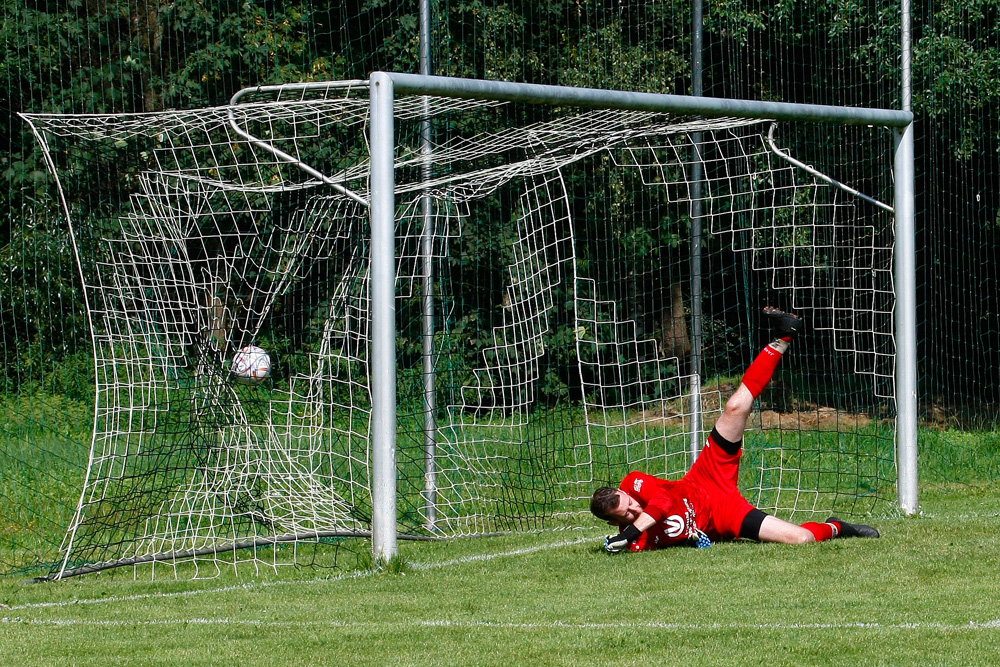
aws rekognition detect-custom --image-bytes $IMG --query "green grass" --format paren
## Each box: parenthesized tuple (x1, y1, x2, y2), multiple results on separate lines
(2, 486, 999, 665)
(0, 392, 92, 574)
(919, 428, 1000, 486)
(1, 397, 993, 578)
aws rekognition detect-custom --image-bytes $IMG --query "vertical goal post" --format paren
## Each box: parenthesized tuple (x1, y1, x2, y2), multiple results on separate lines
(357, 72, 916, 562)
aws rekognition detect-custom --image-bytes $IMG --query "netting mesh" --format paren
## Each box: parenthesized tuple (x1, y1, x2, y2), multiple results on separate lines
(20, 84, 897, 576)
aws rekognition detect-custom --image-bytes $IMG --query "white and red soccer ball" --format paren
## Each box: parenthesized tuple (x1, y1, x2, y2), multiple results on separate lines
(231, 345, 271, 385)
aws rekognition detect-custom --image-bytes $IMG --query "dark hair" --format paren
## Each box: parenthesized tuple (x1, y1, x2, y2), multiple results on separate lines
(590, 486, 621, 521)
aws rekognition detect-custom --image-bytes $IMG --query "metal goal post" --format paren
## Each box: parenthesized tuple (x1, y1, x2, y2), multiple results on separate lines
(363, 72, 915, 562)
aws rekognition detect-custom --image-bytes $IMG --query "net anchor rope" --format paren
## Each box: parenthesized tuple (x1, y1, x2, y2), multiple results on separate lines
(227, 83, 370, 207)
(766, 122, 893, 214)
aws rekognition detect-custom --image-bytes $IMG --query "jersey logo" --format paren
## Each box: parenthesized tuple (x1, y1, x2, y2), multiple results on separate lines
(664, 514, 686, 538)
(633, 478, 643, 493)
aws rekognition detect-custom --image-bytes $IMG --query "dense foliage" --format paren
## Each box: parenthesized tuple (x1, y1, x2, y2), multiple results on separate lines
(1, 0, 999, 420)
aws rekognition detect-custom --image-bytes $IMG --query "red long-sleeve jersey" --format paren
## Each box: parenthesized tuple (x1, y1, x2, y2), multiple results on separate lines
(617, 437, 758, 550)
(618, 471, 710, 550)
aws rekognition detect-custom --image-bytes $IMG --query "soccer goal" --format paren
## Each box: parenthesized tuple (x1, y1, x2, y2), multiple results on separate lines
(21, 73, 914, 578)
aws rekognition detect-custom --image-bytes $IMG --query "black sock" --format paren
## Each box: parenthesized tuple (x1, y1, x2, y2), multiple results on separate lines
(709, 427, 742, 456)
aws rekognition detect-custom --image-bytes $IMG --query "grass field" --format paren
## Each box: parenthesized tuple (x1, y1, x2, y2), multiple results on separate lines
(1, 486, 999, 665)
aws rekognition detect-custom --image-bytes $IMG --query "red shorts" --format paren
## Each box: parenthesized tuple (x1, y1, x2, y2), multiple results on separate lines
(681, 431, 756, 540)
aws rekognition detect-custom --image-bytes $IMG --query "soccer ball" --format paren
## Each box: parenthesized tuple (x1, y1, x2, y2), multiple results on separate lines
(231, 345, 271, 385)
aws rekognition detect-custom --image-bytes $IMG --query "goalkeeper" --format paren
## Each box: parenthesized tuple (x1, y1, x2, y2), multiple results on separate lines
(591, 306, 880, 553)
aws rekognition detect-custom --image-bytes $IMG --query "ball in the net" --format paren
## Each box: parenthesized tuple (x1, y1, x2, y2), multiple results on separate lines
(232, 345, 271, 385)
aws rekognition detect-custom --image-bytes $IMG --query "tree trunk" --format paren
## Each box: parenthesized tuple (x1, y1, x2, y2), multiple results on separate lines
(660, 281, 690, 367)
(133, 1, 163, 112)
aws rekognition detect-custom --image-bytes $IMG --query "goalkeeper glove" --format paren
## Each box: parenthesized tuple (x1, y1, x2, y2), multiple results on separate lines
(604, 524, 642, 553)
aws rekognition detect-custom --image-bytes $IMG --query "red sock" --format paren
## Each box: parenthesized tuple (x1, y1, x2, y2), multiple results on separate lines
(802, 520, 840, 542)
(740, 338, 791, 399)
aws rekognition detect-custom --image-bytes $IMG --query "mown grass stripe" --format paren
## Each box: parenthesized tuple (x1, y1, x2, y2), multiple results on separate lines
(6, 536, 596, 611)
(3, 617, 1000, 631)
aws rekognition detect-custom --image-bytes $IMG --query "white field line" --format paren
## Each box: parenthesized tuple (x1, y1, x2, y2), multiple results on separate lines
(3, 617, 1000, 631)
(407, 537, 594, 570)
(916, 512, 1000, 519)
(6, 537, 594, 612)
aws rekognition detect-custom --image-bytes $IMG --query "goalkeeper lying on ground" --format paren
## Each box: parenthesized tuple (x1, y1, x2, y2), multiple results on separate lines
(590, 306, 880, 553)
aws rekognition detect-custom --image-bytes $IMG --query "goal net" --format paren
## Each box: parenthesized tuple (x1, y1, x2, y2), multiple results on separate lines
(22, 80, 897, 578)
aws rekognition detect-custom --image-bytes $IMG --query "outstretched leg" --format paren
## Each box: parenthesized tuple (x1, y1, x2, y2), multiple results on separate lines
(714, 307, 804, 443)
(719, 308, 880, 545)
(757, 514, 880, 544)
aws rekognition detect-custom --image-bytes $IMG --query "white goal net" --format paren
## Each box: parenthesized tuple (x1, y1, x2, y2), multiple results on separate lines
(22, 80, 897, 578)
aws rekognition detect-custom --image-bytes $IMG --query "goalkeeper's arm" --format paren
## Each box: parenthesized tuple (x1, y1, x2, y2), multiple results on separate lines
(604, 512, 657, 553)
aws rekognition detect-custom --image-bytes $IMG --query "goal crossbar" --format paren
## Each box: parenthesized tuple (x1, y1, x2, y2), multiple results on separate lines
(236, 73, 912, 127)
